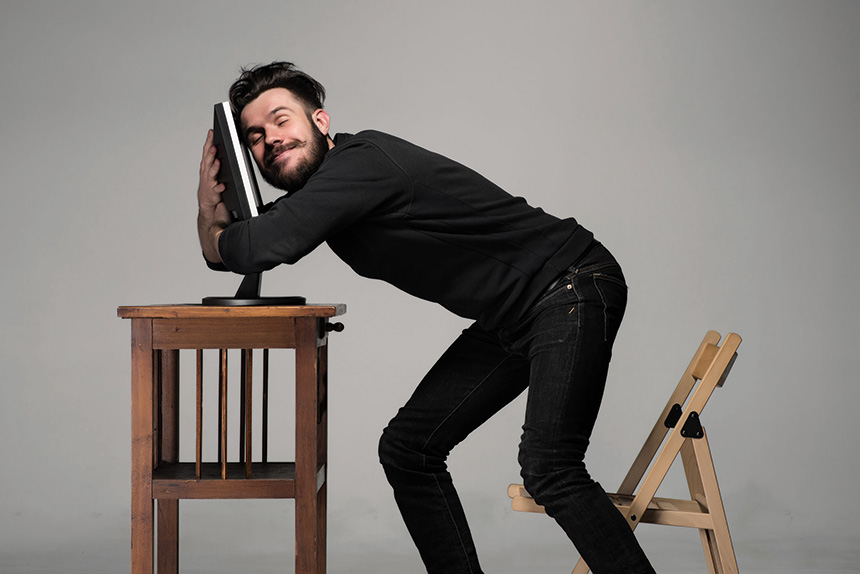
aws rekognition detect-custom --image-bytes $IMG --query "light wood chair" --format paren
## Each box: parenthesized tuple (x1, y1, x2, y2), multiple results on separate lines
(508, 330, 741, 574)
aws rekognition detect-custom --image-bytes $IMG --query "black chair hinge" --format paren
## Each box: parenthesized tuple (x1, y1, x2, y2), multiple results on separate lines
(681, 411, 704, 439)
(664, 403, 683, 428)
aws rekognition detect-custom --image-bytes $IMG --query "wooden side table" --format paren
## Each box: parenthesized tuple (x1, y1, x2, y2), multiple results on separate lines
(118, 304, 345, 574)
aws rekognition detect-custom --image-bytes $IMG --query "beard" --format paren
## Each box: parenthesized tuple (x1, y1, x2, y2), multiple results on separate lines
(259, 126, 329, 193)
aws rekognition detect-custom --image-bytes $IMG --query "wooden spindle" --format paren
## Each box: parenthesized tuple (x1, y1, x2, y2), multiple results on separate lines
(153, 352, 161, 469)
(244, 349, 253, 478)
(219, 349, 228, 480)
(239, 351, 246, 463)
(159, 350, 180, 465)
(196, 349, 203, 479)
(262, 349, 269, 464)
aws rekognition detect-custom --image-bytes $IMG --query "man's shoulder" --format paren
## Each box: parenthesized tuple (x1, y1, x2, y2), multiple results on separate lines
(332, 129, 405, 148)
(315, 130, 418, 183)
(328, 130, 429, 170)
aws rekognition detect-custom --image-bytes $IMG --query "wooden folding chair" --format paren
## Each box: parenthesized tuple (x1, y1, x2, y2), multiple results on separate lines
(508, 330, 741, 574)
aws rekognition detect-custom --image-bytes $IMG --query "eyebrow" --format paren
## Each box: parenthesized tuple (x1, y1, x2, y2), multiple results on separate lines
(243, 106, 294, 141)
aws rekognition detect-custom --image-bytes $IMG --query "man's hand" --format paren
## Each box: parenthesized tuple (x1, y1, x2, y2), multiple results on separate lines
(197, 129, 232, 264)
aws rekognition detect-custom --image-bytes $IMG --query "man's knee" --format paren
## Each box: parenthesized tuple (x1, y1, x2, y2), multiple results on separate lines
(377, 423, 405, 470)
(378, 420, 424, 471)
(518, 448, 551, 499)
(379, 419, 449, 475)
(518, 444, 592, 504)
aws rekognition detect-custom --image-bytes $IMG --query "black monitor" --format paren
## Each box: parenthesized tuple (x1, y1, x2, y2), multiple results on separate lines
(201, 102, 306, 306)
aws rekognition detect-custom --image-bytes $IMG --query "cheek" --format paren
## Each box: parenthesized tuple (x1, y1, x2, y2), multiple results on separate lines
(251, 147, 265, 165)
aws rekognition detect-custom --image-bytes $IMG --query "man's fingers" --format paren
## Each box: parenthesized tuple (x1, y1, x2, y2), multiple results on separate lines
(202, 129, 214, 156)
(200, 130, 217, 172)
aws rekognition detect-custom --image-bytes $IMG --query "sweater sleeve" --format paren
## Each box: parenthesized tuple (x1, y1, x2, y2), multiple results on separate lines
(217, 138, 411, 275)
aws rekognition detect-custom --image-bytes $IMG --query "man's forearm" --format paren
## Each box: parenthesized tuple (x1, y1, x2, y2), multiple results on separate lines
(197, 129, 233, 266)
(198, 209, 225, 264)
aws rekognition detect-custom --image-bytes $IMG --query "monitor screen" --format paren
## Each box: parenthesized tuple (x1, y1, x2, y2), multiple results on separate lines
(212, 101, 262, 221)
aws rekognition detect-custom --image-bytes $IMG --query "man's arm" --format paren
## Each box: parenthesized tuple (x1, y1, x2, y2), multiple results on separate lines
(215, 137, 409, 275)
(197, 129, 232, 264)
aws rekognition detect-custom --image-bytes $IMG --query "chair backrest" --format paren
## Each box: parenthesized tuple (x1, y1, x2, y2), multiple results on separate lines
(617, 331, 741, 495)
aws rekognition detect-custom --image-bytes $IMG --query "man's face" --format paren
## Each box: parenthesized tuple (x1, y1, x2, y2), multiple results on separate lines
(240, 88, 331, 192)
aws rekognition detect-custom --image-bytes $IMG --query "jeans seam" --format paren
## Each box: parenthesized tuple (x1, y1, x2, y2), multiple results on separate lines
(591, 270, 626, 288)
(433, 473, 475, 574)
(420, 354, 513, 453)
(593, 275, 609, 342)
(551, 275, 582, 439)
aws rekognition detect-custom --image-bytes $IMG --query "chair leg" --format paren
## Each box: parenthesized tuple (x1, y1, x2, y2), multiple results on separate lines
(681, 440, 718, 574)
(571, 557, 590, 574)
(704, 529, 724, 574)
(693, 431, 738, 574)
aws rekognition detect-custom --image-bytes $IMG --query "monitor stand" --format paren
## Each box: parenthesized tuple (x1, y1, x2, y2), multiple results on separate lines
(202, 272, 306, 306)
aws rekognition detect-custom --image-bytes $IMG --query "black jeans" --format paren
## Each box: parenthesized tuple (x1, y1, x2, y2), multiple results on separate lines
(378, 243, 655, 574)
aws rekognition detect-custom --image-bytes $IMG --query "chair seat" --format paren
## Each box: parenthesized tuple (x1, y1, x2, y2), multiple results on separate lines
(509, 484, 715, 529)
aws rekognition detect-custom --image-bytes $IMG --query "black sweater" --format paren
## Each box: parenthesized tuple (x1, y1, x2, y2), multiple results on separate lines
(217, 130, 594, 329)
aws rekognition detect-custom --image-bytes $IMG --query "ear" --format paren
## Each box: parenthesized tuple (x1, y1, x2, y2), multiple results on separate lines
(311, 109, 331, 136)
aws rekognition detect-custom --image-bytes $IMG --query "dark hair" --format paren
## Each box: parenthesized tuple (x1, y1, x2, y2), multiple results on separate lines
(228, 61, 326, 117)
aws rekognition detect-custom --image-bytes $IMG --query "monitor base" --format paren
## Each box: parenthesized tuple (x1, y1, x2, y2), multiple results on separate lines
(201, 272, 305, 307)
(201, 295, 307, 307)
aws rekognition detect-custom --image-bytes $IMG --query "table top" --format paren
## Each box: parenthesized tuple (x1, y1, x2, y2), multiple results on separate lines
(117, 304, 346, 319)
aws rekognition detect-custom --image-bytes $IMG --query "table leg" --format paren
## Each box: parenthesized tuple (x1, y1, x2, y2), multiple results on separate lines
(131, 319, 154, 574)
(157, 501, 179, 573)
(295, 318, 325, 574)
(158, 350, 180, 574)
(317, 343, 328, 574)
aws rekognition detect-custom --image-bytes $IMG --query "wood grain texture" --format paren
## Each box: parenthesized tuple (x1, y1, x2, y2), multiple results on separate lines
(152, 317, 297, 349)
(157, 350, 180, 574)
(295, 317, 323, 574)
(130, 318, 154, 574)
(119, 304, 345, 319)
(196, 349, 203, 479)
(153, 463, 296, 499)
(157, 500, 179, 574)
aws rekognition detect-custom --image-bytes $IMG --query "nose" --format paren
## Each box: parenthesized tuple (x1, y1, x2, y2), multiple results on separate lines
(265, 128, 283, 146)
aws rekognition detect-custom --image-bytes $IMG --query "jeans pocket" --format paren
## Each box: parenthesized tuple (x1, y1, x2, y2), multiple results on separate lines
(591, 270, 627, 289)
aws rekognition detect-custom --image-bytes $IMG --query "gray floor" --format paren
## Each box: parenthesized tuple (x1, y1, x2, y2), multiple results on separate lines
(2, 533, 858, 573)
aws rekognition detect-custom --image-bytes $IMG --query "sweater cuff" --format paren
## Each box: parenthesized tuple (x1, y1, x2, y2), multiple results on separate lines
(203, 252, 230, 272)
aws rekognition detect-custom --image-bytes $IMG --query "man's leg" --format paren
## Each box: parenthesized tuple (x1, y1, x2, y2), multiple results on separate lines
(514, 261, 656, 574)
(378, 324, 529, 574)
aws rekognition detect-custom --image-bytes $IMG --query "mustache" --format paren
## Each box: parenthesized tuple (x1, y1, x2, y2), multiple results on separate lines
(263, 142, 299, 169)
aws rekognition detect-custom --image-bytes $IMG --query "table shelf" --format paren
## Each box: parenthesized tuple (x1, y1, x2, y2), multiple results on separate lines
(153, 462, 297, 499)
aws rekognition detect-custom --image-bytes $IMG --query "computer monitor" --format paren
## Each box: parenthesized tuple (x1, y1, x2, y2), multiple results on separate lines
(202, 101, 306, 306)
(212, 101, 262, 221)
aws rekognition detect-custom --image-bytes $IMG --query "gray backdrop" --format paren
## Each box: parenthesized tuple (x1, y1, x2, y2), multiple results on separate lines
(1, 1, 858, 573)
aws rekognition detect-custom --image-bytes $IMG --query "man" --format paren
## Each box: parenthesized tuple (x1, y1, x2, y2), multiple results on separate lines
(197, 62, 655, 574)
